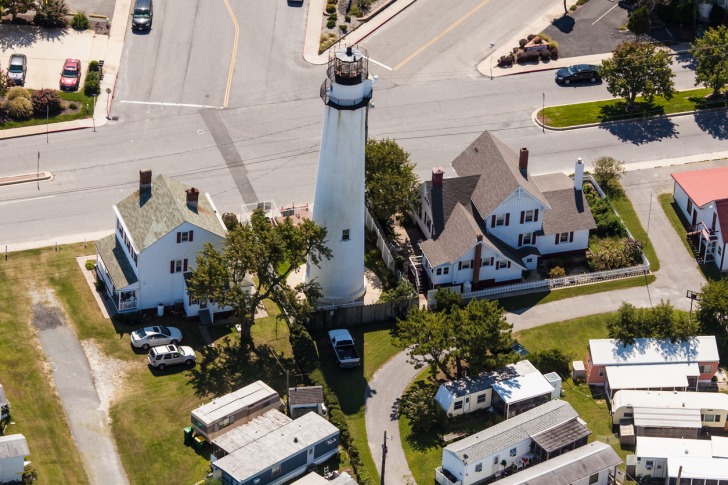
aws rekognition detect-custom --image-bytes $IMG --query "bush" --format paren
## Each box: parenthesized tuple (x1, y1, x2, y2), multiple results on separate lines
(0, 70, 10, 98)
(84, 80, 101, 96)
(539, 32, 551, 42)
(22, 464, 38, 484)
(326, 19, 336, 28)
(339, 24, 347, 32)
(345, 15, 351, 22)
(34, 0, 69, 27)
(289, 324, 319, 375)
(88, 60, 100, 72)
(527, 34, 536, 41)
(497, 54, 514, 67)
(6, 97, 33, 119)
(540, 49, 551, 61)
(516, 51, 528, 63)
(71, 11, 89, 30)
(548, 266, 566, 278)
(399, 381, 447, 433)
(349, 4, 362, 16)
(31, 89, 63, 115)
(319, 33, 337, 54)
(326, 4, 336, 13)
(69, 102, 78, 110)
(519, 38, 528, 47)
(550, 45, 560, 59)
(85, 260, 96, 271)
(525, 49, 540, 62)
(7, 86, 31, 100)
(221, 212, 240, 230)
(528, 348, 574, 376)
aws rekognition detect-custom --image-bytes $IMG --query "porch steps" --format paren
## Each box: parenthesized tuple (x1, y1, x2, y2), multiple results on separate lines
(198, 308, 213, 326)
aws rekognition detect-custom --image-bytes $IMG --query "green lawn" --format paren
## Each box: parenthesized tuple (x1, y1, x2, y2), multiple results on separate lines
(611, 191, 660, 271)
(0, 91, 96, 130)
(658, 193, 724, 281)
(540, 88, 727, 128)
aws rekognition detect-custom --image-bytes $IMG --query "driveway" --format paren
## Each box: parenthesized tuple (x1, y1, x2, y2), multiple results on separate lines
(31, 288, 129, 485)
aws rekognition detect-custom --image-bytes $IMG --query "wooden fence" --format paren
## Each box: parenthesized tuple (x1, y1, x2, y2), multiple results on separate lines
(307, 297, 419, 330)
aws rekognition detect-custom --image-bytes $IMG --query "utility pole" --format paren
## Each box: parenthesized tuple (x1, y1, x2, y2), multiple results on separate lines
(380, 430, 388, 485)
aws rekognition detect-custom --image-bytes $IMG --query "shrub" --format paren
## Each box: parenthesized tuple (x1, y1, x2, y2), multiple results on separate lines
(88, 60, 100, 72)
(69, 102, 78, 110)
(34, 0, 69, 27)
(6, 97, 33, 119)
(7, 86, 31, 100)
(349, 4, 362, 16)
(399, 381, 447, 432)
(516, 50, 528, 63)
(71, 11, 89, 30)
(550, 45, 560, 59)
(339, 24, 347, 32)
(84, 79, 101, 96)
(534, 36, 543, 44)
(548, 266, 566, 278)
(540, 49, 551, 61)
(345, 15, 351, 22)
(86, 71, 100, 82)
(326, 4, 336, 13)
(539, 32, 551, 42)
(22, 464, 38, 484)
(95, 279, 106, 291)
(498, 54, 514, 67)
(525, 49, 540, 62)
(289, 324, 319, 375)
(85, 260, 96, 271)
(31, 89, 63, 115)
(326, 19, 336, 28)
(570, 5, 577, 11)
(519, 38, 528, 47)
(0, 70, 10, 98)
(528, 348, 574, 376)
(221, 212, 240, 230)
(319, 33, 337, 54)
(527, 34, 536, 41)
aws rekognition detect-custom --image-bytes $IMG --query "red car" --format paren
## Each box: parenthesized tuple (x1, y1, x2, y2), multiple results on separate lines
(59, 58, 81, 91)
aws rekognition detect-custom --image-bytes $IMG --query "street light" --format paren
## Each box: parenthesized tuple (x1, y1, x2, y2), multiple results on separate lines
(489, 42, 495, 80)
(92, 93, 97, 132)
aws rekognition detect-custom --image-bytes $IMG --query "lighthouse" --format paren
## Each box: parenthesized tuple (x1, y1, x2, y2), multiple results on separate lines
(306, 45, 374, 303)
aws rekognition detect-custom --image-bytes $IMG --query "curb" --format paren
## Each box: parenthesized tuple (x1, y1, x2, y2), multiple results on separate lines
(0, 171, 53, 187)
(0, 122, 93, 140)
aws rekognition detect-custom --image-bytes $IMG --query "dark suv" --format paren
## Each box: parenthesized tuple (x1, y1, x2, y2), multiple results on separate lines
(555, 64, 600, 85)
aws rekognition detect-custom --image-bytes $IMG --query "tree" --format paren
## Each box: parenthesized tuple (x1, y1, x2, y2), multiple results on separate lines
(607, 302, 644, 345)
(393, 307, 453, 379)
(697, 279, 728, 359)
(33, 0, 69, 27)
(434, 288, 462, 314)
(398, 380, 447, 432)
(187, 209, 331, 346)
(690, 25, 728, 98)
(3, 0, 33, 21)
(627, 6, 652, 40)
(365, 138, 420, 227)
(379, 279, 417, 318)
(528, 348, 574, 377)
(0, 70, 10, 98)
(449, 299, 515, 378)
(592, 156, 625, 196)
(599, 41, 675, 110)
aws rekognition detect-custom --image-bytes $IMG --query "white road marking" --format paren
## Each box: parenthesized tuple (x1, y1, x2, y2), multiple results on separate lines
(592, 3, 620, 25)
(119, 100, 220, 108)
(367, 57, 393, 71)
(0, 195, 56, 205)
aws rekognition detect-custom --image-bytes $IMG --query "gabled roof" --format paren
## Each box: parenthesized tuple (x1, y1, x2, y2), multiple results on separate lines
(288, 386, 324, 406)
(533, 173, 596, 235)
(451, 131, 550, 217)
(672, 167, 728, 207)
(588, 336, 719, 366)
(0, 434, 29, 459)
(425, 175, 480, 237)
(95, 234, 138, 290)
(444, 400, 578, 463)
(115, 175, 226, 252)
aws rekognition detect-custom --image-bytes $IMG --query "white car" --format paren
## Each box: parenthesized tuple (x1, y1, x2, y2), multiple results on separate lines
(147, 344, 196, 370)
(131, 325, 182, 350)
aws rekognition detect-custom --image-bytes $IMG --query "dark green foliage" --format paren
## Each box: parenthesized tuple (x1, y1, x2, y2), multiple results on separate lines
(289, 324, 319, 375)
(399, 381, 447, 432)
(628, 6, 651, 39)
(6, 97, 33, 119)
(709, 5, 725, 25)
(589, 198, 628, 238)
(528, 348, 574, 377)
(71, 11, 89, 30)
(88, 60, 100, 72)
(434, 288, 462, 314)
(0, 70, 10, 98)
(84, 70, 101, 96)
(339, 24, 347, 32)
(3, 0, 34, 21)
(31, 89, 62, 115)
(221, 212, 240, 230)
(379, 279, 417, 318)
(592, 156, 625, 198)
(608, 300, 698, 346)
(33, 0, 69, 27)
(697, 279, 728, 362)
(326, 4, 336, 13)
(22, 464, 38, 484)
(690, 25, 728, 97)
(326, 19, 336, 28)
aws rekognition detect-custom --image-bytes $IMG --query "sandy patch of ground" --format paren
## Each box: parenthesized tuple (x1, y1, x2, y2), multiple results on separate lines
(80, 340, 134, 417)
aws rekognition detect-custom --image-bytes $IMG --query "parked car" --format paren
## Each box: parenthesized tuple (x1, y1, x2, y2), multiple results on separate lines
(147, 344, 196, 370)
(555, 64, 600, 85)
(131, 325, 182, 350)
(7, 54, 27, 86)
(328, 329, 360, 368)
(59, 58, 81, 91)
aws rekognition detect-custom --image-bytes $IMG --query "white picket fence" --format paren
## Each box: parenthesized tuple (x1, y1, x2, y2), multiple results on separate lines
(365, 207, 402, 279)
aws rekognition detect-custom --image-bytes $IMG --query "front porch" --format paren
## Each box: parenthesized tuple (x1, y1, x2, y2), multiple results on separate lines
(687, 222, 719, 266)
(435, 466, 461, 485)
(95, 233, 140, 314)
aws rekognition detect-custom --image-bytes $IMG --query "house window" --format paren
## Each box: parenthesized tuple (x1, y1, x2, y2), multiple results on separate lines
(436, 268, 442, 276)
(598, 368, 604, 377)
(645, 460, 653, 471)
(475, 463, 483, 473)
(701, 364, 713, 373)
(521, 233, 533, 245)
(493, 456, 499, 466)
(589, 473, 599, 484)
(482, 258, 491, 267)
(443, 267, 449, 275)
(176, 230, 194, 243)
(509, 447, 517, 457)
(460, 260, 473, 270)
(497, 261, 510, 270)
(477, 394, 486, 404)
(496, 214, 505, 226)
(526, 258, 532, 263)
(271, 464, 281, 477)
(454, 400, 463, 410)
(524, 210, 534, 223)
(687, 198, 693, 215)
(703, 414, 720, 423)
(560, 232, 570, 243)
(170, 259, 188, 273)
(342, 229, 350, 241)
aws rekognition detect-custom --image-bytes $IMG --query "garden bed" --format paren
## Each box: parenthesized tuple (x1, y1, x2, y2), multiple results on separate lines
(319, 0, 390, 53)
(0, 88, 95, 130)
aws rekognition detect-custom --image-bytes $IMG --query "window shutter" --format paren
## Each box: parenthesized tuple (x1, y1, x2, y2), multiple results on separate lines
(505, 213, 510, 226)
(495, 261, 499, 270)
(177, 232, 181, 243)
(520, 211, 525, 224)
(532, 233, 537, 244)
(458, 261, 462, 270)
(569, 232, 574, 243)
(555, 234, 560, 245)
(491, 215, 496, 227)
(507, 261, 511, 268)
(518, 234, 523, 246)
(534, 209, 539, 222)
(189, 230, 194, 242)
(183, 259, 188, 271)
(490, 257, 494, 266)
(170, 261, 175, 274)
(471, 260, 475, 268)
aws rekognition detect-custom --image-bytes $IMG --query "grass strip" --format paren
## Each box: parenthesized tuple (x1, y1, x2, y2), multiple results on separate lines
(611, 191, 660, 271)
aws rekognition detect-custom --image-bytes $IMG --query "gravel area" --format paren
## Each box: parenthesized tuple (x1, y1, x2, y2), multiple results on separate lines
(81, 340, 134, 417)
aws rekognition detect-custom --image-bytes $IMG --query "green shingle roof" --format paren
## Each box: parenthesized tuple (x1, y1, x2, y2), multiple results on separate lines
(95, 233, 138, 289)
(115, 175, 226, 251)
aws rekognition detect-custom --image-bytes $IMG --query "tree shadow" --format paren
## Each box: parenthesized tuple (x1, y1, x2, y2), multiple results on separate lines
(0, 25, 43, 50)
(694, 107, 728, 140)
(598, 102, 679, 145)
(551, 15, 575, 33)
(36, 26, 68, 44)
(675, 51, 696, 71)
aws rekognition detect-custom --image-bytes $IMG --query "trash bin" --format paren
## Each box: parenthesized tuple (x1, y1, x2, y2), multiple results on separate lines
(183, 426, 193, 445)
(193, 435, 205, 451)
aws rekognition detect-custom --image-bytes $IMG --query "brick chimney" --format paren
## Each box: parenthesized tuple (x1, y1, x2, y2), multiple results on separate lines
(432, 167, 444, 186)
(140, 169, 152, 191)
(186, 187, 199, 209)
(519, 148, 529, 178)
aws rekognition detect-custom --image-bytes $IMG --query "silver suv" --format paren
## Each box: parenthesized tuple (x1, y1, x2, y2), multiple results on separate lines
(147, 344, 196, 370)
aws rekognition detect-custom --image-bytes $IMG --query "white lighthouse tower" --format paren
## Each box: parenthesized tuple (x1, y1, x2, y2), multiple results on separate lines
(306, 45, 374, 303)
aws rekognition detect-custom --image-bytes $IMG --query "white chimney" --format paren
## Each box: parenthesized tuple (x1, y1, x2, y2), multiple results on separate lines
(574, 158, 584, 191)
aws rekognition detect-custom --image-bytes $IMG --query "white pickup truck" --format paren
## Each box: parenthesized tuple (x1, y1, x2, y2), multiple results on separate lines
(328, 329, 361, 368)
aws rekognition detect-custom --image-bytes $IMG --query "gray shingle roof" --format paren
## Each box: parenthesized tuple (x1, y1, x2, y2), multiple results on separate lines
(445, 400, 578, 463)
(531, 417, 591, 453)
(288, 386, 325, 406)
(451, 131, 550, 217)
(0, 434, 29, 459)
(115, 175, 226, 252)
(533, 173, 596, 235)
(95, 233, 138, 289)
(425, 176, 480, 237)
